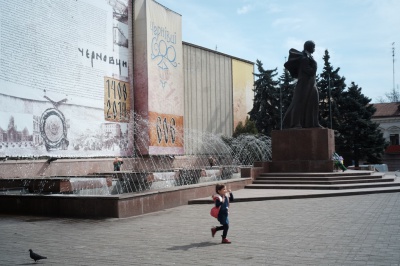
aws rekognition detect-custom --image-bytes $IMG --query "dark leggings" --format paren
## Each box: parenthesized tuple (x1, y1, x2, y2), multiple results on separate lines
(216, 224, 229, 238)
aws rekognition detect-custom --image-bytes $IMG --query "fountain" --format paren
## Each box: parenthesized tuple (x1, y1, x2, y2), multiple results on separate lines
(0, 0, 266, 218)
(0, 116, 271, 218)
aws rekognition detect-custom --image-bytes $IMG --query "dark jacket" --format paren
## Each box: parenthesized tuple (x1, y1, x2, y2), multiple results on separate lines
(113, 161, 123, 171)
(215, 192, 234, 225)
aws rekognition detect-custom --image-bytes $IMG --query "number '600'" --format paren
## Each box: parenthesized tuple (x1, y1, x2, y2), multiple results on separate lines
(156, 117, 176, 144)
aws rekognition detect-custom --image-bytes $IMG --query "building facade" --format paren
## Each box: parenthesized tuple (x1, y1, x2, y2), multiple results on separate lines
(372, 102, 400, 170)
(0, 0, 254, 161)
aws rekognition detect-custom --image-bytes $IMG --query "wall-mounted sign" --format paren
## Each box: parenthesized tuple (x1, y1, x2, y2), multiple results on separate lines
(104, 77, 131, 122)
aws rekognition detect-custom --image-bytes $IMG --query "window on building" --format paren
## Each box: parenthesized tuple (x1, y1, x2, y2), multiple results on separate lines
(390, 134, 399, 145)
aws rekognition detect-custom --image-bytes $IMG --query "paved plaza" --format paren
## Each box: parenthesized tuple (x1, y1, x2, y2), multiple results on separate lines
(1, 192, 400, 265)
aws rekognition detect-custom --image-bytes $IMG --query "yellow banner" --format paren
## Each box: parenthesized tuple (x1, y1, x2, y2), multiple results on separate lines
(104, 77, 131, 122)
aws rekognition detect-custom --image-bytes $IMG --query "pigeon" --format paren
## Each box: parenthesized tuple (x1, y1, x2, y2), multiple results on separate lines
(29, 249, 47, 262)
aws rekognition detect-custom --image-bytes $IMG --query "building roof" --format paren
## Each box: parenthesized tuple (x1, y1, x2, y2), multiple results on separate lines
(182, 41, 254, 65)
(372, 102, 400, 118)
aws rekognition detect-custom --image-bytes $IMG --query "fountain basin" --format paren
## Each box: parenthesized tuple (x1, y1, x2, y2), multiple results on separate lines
(0, 165, 242, 195)
(0, 178, 252, 218)
(0, 177, 112, 193)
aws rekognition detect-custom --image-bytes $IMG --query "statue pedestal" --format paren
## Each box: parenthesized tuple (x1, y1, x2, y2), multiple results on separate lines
(270, 128, 335, 172)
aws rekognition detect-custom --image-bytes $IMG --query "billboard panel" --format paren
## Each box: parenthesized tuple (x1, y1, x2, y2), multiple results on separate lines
(0, 0, 132, 157)
(232, 59, 254, 129)
(134, 0, 184, 155)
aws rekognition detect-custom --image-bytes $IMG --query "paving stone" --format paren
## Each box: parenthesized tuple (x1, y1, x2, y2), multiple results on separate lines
(1, 193, 400, 265)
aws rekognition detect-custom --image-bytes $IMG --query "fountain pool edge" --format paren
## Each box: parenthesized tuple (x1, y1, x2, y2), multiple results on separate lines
(0, 178, 252, 218)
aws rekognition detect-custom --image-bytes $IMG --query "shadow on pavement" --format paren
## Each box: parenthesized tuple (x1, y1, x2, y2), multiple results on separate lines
(167, 241, 218, 251)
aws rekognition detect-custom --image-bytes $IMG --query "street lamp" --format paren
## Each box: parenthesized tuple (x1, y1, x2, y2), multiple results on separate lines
(328, 75, 332, 129)
(280, 85, 282, 130)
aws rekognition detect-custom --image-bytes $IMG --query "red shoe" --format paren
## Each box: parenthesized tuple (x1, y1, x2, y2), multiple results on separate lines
(221, 238, 231, 244)
(211, 227, 216, 237)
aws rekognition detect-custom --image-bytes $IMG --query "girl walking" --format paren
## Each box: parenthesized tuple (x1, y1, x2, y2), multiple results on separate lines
(211, 183, 234, 244)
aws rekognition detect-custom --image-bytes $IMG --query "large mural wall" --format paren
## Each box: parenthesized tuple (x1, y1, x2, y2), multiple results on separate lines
(134, 0, 184, 155)
(0, 0, 253, 160)
(0, 0, 133, 157)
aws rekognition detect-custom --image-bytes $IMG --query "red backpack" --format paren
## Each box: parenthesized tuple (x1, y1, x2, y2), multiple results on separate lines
(210, 195, 225, 218)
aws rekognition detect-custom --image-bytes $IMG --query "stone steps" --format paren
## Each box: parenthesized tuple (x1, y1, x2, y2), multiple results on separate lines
(253, 178, 393, 185)
(246, 171, 400, 190)
(246, 181, 400, 190)
(258, 171, 375, 178)
(188, 185, 400, 204)
(188, 171, 400, 204)
(256, 174, 384, 182)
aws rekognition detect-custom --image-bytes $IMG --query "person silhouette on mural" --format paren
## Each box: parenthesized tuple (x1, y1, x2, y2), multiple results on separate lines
(282, 40, 323, 129)
(113, 157, 123, 171)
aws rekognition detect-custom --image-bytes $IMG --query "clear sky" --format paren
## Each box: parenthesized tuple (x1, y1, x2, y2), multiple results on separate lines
(155, 0, 400, 103)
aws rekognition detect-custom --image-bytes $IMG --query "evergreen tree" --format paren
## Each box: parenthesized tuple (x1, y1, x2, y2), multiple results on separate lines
(248, 60, 279, 136)
(233, 117, 258, 138)
(317, 50, 386, 165)
(335, 82, 387, 165)
(317, 50, 346, 129)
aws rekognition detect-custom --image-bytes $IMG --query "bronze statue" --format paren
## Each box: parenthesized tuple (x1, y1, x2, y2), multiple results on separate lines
(283, 40, 322, 129)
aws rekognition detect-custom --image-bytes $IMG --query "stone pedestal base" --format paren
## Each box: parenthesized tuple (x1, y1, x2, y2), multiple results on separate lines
(270, 128, 335, 172)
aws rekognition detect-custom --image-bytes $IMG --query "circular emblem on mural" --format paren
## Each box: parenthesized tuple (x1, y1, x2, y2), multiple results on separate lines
(40, 108, 68, 151)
